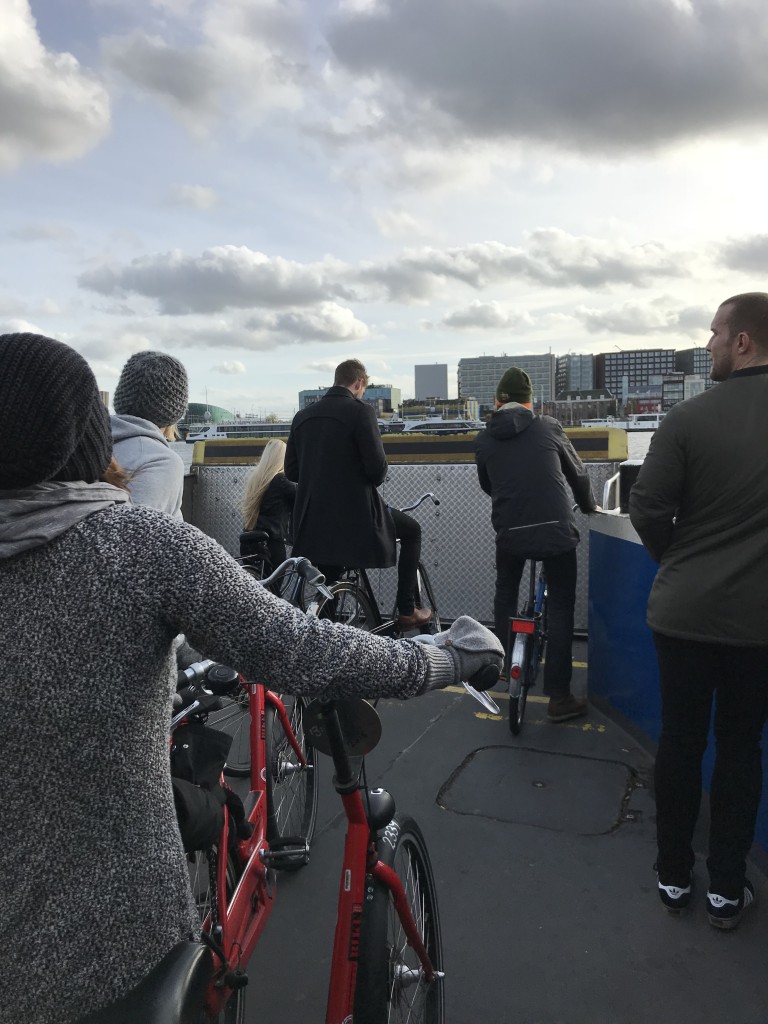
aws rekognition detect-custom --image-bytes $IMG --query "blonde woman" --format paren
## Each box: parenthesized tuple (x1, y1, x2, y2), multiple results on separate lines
(240, 438, 297, 572)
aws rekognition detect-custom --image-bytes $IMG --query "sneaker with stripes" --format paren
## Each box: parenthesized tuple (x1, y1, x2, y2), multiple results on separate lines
(706, 879, 755, 930)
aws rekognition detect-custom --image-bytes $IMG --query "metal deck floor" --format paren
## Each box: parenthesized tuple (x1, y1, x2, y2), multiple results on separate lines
(245, 643, 768, 1023)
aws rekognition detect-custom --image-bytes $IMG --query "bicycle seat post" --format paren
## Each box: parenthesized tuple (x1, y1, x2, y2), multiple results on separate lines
(318, 700, 363, 795)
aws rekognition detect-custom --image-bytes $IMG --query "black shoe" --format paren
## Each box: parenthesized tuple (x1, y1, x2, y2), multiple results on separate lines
(656, 869, 693, 913)
(547, 695, 588, 723)
(707, 879, 755, 930)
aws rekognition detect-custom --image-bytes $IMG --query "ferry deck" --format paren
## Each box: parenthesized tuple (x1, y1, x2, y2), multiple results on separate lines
(181, 431, 768, 1024)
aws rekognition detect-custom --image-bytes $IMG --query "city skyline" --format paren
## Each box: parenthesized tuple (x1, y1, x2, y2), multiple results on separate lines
(1, 1, 764, 419)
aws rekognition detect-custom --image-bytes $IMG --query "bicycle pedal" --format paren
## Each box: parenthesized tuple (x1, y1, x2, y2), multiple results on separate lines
(260, 836, 310, 871)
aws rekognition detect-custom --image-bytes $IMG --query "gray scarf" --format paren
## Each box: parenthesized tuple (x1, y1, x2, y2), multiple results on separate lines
(0, 481, 130, 559)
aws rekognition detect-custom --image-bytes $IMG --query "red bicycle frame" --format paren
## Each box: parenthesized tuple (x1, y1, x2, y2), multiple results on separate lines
(201, 681, 307, 1017)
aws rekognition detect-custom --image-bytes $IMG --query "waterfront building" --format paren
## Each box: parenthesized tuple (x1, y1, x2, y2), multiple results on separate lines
(458, 353, 556, 414)
(415, 363, 448, 400)
(675, 347, 715, 389)
(555, 354, 594, 396)
(299, 384, 401, 414)
(400, 397, 480, 420)
(595, 349, 676, 397)
(178, 401, 231, 433)
(547, 388, 617, 427)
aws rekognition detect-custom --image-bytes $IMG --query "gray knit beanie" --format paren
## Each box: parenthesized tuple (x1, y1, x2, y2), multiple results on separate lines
(113, 351, 189, 427)
(0, 333, 112, 489)
(496, 367, 532, 404)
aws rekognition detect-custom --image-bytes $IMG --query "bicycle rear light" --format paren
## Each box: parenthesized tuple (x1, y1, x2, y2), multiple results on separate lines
(510, 664, 522, 680)
(511, 619, 535, 634)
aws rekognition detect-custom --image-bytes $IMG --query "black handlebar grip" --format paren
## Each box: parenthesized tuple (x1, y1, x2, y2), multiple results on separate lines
(468, 662, 501, 692)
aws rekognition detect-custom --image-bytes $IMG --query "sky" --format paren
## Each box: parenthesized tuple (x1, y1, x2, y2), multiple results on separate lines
(2, 0, 768, 419)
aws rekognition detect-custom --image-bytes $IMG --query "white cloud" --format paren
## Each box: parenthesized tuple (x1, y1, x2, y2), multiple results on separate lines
(78, 246, 350, 314)
(167, 184, 219, 209)
(574, 298, 710, 337)
(0, 0, 110, 170)
(212, 360, 247, 374)
(439, 301, 535, 330)
(719, 236, 768, 273)
(103, 0, 311, 134)
(372, 208, 429, 239)
(244, 302, 369, 342)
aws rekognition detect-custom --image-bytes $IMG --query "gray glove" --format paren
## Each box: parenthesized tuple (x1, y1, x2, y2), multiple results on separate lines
(415, 615, 504, 693)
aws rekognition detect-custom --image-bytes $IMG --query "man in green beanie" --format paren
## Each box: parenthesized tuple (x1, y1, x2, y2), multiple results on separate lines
(475, 366, 598, 722)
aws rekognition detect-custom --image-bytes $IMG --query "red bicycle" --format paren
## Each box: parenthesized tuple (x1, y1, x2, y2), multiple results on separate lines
(80, 556, 498, 1024)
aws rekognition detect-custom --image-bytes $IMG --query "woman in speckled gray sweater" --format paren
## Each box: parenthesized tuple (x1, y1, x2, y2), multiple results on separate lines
(0, 333, 503, 1024)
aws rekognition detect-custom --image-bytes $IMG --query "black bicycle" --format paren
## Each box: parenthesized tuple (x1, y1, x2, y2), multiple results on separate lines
(311, 493, 442, 636)
(504, 560, 548, 735)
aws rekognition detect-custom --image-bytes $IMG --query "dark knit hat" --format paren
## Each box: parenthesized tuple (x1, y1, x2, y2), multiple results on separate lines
(496, 367, 532, 404)
(0, 333, 112, 489)
(113, 350, 189, 427)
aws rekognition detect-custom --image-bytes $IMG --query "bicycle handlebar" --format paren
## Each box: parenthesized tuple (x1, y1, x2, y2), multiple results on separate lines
(256, 555, 334, 599)
(397, 492, 440, 514)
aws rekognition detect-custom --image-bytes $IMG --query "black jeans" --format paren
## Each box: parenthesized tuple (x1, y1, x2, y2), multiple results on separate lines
(318, 509, 422, 616)
(493, 540, 577, 698)
(653, 633, 768, 897)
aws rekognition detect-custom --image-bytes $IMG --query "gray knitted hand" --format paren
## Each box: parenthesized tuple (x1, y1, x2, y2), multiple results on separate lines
(416, 615, 503, 692)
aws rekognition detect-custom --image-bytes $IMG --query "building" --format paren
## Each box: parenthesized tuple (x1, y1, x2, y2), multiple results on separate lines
(299, 384, 401, 414)
(99, 390, 109, 408)
(400, 397, 480, 420)
(178, 401, 231, 433)
(458, 353, 556, 414)
(555, 354, 594, 396)
(546, 388, 617, 427)
(675, 347, 715, 389)
(595, 349, 677, 397)
(661, 372, 685, 411)
(415, 364, 448, 400)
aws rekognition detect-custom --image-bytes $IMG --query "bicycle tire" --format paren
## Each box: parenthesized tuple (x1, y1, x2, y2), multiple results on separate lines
(353, 813, 444, 1024)
(265, 696, 318, 850)
(414, 563, 441, 634)
(508, 634, 530, 736)
(206, 684, 251, 779)
(188, 847, 247, 1023)
(317, 581, 380, 631)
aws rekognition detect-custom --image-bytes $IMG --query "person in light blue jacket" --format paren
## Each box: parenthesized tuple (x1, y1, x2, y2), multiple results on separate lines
(111, 351, 189, 518)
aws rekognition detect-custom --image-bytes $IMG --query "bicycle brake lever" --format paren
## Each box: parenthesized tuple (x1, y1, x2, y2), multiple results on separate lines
(462, 682, 501, 715)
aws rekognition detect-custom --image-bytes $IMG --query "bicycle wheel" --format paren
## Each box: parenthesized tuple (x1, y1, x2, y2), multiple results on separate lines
(206, 684, 251, 778)
(414, 563, 440, 634)
(317, 581, 379, 631)
(354, 814, 444, 1024)
(188, 847, 246, 1023)
(265, 695, 318, 849)
(508, 634, 531, 736)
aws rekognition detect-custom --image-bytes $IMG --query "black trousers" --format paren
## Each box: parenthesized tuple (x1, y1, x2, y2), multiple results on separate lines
(493, 541, 577, 698)
(653, 633, 768, 897)
(318, 508, 422, 616)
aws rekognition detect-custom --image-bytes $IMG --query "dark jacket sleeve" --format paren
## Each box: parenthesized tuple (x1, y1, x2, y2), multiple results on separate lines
(276, 474, 297, 510)
(628, 417, 684, 562)
(474, 437, 492, 496)
(557, 427, 597, 513)
(284, 427, 299, 482)
(354, 404, 389, 486)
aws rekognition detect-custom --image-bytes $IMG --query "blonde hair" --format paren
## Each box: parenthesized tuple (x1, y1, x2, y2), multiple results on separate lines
(161, 424, 180, 441)
(242, 439, 287, 530)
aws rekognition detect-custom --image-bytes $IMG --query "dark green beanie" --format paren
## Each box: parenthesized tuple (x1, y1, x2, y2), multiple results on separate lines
(496, 367, 532, 404)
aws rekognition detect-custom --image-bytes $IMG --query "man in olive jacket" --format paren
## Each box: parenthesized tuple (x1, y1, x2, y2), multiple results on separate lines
(475, 366, 597, 723)
(630, 291, 768, 929)
(285, 359, 432, 630)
